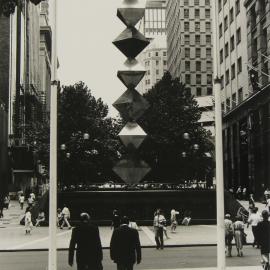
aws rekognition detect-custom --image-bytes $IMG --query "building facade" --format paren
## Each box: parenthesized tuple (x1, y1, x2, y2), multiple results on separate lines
(222, 0, 270, 196)
(166, 0, 214, 134)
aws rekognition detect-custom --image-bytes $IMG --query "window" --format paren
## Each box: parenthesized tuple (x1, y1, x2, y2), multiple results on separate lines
(196, 48, 201, 57)
(237, 57, 242, 73)
(221, 75, 224, 88)
(221, 102, 225, 113)
(218, 0, 222, 11)
(185, 61, 190, 71)
(206, 22, 211, 31)
(156, 69, 159, 75)
(195, 35, 200, 45)
(206, 48, 211, 57)
(185, 48, 190, 57)
(226, 98, 231, 111)
(185, 35, 190, 44)
(195, 0, 199, 5)
(224, 16, 228, 31)
(207, 74, 212, 84)
(156, 60, 159, 65)
(155, 52, 159, 56)
(196, 74, 202, 84)
(195, 22, 200, 31)
(205, 0, 210, 5)
(195, 9, 200, 18)
(225, 42, 229, 57)
(163, 51, 166, 56)
(185, 74, 191, 84)
(196, 87, 202, 96)
(163, 60, 167, 65)
(225, 69, 230, 85)
(184, 9, 189, 18)
(207, 87, 212, 95)
(220, 49, 223, 63)
(231, 63, 235, 80)
(206, 61, 212, 71)
(238, 87, 243, 103)
(219, 23, 223, 38)
(229, 8, 234, 23)
(230, 35, 235, 51)
(147, 70, 150, 75)
(235, 0, 240, 15)
(184, 0, 189, 5)
(184, 22, 189, 31)
(236, 28, 241, 44)
(205, 9, 210, 18)
(148, 52, 151, 57)
(232, 93, 236, 108)
(206, 35, 211, 44)
(196, 61, 201, 71)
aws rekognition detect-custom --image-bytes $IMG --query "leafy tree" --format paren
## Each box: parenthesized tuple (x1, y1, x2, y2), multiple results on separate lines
(58, 82, 122, 185)
(138, 72, 214, 183)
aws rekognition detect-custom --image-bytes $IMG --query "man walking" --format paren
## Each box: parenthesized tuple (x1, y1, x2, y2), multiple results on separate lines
(61, 204, 71, 229)
(257, 210, 270, 270)
(110, 216, 141, 270)
(153, 209, 166, 249)
(68, 212, 103, 270)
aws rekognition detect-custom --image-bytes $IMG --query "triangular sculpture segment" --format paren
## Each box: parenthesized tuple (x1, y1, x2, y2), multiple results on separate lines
(113, 89, 150, 121)
(117, 8, 145, 27)
(113, 158, 151, 184)
(119, 122, 146, 149)
(117, 70, 146, 88)
(120, 0, 147, 8)
(113, 27, 150, 58)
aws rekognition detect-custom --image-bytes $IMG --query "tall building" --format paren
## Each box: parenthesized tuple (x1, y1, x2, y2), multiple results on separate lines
(139, 0, 166, 37)
(138, 0, 167, 93)
(216, 0, 249, 113)
(221, 0, 270, 196)
(166, 0, 214, 133)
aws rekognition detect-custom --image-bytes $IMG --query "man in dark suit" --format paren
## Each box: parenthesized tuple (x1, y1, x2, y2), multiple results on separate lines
(110, 216, 141, 270)
(69, 212, 103, 270)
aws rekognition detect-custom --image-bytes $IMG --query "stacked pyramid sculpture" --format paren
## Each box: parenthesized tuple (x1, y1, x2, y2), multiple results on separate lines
(112, 0, 151, 184)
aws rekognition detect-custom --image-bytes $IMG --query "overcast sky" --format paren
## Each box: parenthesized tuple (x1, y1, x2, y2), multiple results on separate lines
(56, 1, 130, 116)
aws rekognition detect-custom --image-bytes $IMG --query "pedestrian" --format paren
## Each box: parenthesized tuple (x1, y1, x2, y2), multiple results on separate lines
(224, 214, 234, 257)
(29, 191, 35, 201)
(57, 208, 63, 227)
(247, 207, 261, 248)
(110, 216, 141, 270)
(162, 219, 170, 240)
(257, 210, 270, 270)
(170, 209, 179, 233)
(182, 210, 192, 226)
(248, 194, 255, 212)
(233, 215, 245, 257)
(19, 194, 25, 210)
(153, 209, 166, 250)
(264, 188, 270, 202)
(265, 195, 270, 213)
(242, 187, 247, 200)
(60, 204, 71, 229)
(25, 207, 33, 235)
(129, 217, 140, 231)
(69, 212, 103, 270)
(0, 196, 4, 218)
(28, 195, 34, 208)
(35, 211, 45, 227)
(111, 209, 121, 230)
(236, 186, 242, 200)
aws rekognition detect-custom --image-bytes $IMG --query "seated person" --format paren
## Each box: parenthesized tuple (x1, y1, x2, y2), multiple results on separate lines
(35, 211, 46, 227)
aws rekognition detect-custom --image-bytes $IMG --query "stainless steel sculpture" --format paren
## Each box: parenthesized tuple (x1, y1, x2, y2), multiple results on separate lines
(113, 0, 150, 184)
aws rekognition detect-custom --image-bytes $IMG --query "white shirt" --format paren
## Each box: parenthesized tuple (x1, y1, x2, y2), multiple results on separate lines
(266, 199, 270, 207)
(248, 213, 261, 226)
(19, 196, 25, 203)
(62, 207, 70, 218)
(153, 214, 166, 227)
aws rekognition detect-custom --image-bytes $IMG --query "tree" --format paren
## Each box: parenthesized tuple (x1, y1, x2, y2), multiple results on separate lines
(58, 82, 122, 185)
(138, 72, 214, 183)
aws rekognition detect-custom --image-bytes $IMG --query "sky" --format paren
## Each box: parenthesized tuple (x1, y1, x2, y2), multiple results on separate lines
(56, 1, 131, 117)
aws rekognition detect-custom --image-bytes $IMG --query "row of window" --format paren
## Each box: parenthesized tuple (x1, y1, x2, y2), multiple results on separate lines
(184, 34, 211, 45)
(147, 51, 167, 58)
(185, 60, 212, 71)
(220, 58, 242, 88)
(184, 0, 210, 6)
(184, 8, 211, 18)
(145, 69, 162, 76)
(145, 60, 167, 67)
(218, 0, 240, 16)
(185, 47, 212, 58)
(184, 21, 211, 32)
(185, 87, 213, 96)
(221, 87, 243, 112)
(185, 74, 213, 85)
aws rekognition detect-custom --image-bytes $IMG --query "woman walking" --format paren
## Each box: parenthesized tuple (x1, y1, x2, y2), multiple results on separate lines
(233, 216, 245, 256)
(25, 207, 33, 235)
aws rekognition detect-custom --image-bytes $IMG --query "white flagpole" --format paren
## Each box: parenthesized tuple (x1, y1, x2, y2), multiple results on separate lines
(211, 0, 226, 269)
(48, 0, 58, 269)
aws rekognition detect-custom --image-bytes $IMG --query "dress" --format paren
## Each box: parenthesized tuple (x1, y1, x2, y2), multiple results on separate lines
(25, 211, 32, 232)
(233, 220, 244, 249)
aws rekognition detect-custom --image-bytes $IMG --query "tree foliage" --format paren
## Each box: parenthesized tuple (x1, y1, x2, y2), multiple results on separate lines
(138, 72, 214, 183)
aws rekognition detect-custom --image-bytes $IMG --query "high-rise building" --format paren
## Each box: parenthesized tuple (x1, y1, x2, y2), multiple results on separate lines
(166, 0, 214, 133)
(216, 0, 249, 113)
(139, 0, 166, 38)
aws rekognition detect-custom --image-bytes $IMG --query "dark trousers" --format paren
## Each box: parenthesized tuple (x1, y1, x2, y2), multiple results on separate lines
(77, 263, 102, 270)
(117, 263, 133, 270)
(252, 226, 258, 246)
(154, 227, 164, 249)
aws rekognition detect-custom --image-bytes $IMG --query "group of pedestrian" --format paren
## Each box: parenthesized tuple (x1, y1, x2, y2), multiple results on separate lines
(18, 192, 36, 210)
(69, 213, 141, 270)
